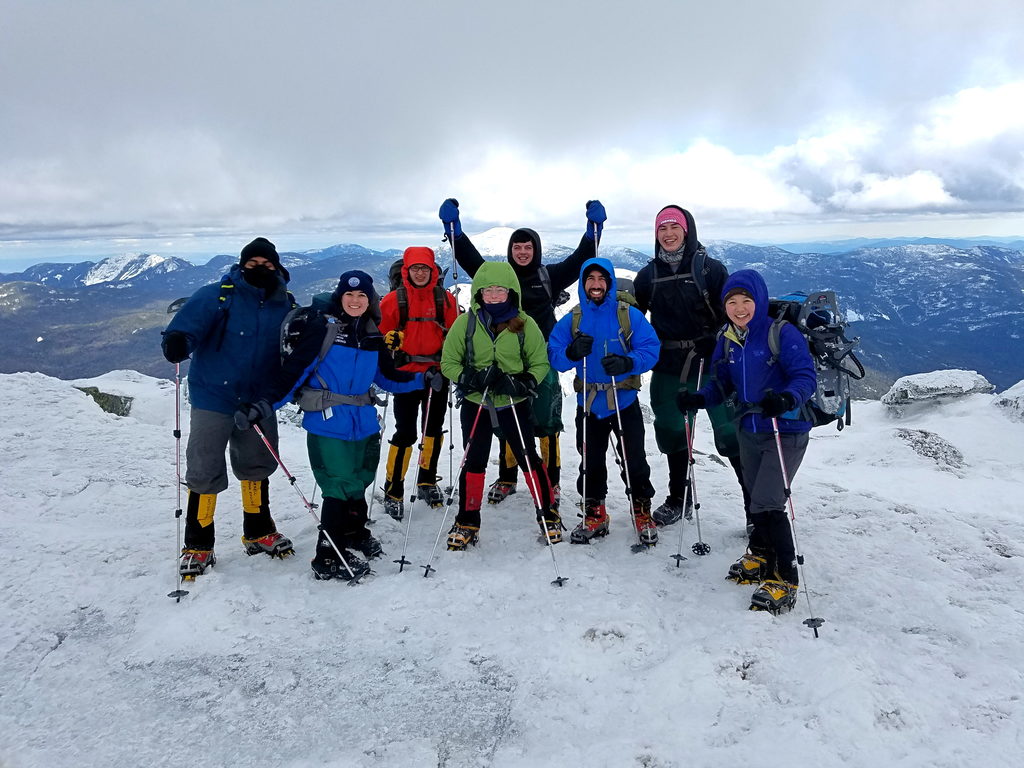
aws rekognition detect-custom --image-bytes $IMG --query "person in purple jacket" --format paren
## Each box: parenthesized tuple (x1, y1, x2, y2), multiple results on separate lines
(677, 269, 816, 614)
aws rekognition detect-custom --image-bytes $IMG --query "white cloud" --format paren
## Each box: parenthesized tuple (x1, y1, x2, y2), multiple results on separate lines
(830, 171, 957, 211)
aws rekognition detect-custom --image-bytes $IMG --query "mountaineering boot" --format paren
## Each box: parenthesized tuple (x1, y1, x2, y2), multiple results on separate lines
(240, 479, 291, 557)
(310, 533, 370, 582)
(652, 495, 691, 527)
(749, 580, 799, 615)
(487, 480, 517, 505)
(538, 513, 565, 545)
(549, 484, 561, 513)
(242, 531, 295, 558)
(726, 552, 770, 584)
(416, 483, 444, 508)
(383, 442, 413, 508)
(383, 495, 404, 521)
(632, 497, 658, 547)
(446, 523, 480, 551)
(184, 491, 217, 551)
(179, 549, 216, 580)
(341, 530, 383, 559)
(340, 498, 382, 559)
(570, 499, 610, 544)
(417, 435, 444, 490)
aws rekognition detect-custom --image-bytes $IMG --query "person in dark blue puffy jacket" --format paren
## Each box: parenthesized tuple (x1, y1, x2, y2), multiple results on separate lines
(161, 237, 296, 579)
(549, 257, 662, 547)
(237, 270, 433, 581)
(677, 269, 816, 613)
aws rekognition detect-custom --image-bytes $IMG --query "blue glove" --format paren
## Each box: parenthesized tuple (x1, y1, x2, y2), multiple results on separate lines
(585, 199, 606, 240)
(439, 198, 462, 239)
(233, 399, 274, 431)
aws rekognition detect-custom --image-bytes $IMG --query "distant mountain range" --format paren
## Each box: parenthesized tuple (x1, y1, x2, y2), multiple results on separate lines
(1, 232, 1021, 390)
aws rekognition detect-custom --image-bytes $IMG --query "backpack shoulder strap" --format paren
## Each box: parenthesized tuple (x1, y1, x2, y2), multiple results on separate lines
(570, 305, 582, 336)
(433, 283, 448, 337)
(691, 249, 715, 318)
(538, 265, 553, 301)
(396, 284, 409, 331)
(767, 318, 788, 365)
(616, 300, 633, 351)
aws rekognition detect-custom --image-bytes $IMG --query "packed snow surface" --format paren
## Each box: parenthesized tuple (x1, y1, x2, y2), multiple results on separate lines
(2, 370, 1022, 767)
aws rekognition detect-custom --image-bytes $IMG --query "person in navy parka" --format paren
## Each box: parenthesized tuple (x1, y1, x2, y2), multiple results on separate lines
(161, 237, 296, 579)
(677, 269, 816, 613)
(236, 270, 440, 581)
(548, 258, 662, 547)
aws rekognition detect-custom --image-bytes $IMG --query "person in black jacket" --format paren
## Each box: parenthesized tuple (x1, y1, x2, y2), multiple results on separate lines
(634, 205, 750, 530)
(438, 198, 606, 515)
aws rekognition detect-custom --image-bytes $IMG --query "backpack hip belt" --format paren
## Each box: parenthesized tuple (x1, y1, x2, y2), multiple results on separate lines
(572, 375, 642, 411)
(661, 338, 700, 383)
(294, 387, 374, 412)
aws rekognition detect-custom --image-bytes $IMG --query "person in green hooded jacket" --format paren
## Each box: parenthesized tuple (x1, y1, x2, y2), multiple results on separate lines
(440, 261, 559, 550)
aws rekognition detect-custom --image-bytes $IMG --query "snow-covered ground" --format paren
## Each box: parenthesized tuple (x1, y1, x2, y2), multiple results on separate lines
(2, 369, 1022, 767)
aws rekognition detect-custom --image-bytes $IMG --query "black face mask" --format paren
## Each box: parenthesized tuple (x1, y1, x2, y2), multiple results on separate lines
(243, 265, 279, 292)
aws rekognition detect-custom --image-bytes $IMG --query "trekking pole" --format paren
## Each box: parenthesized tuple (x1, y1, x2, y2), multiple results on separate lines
(366, 392, 391, 525)
(580, 356, 588, 520)
(394, 386, 432, 572)
(672, 359, 710, 561)
(445, 222, 460, 500)
(509, 398, 568, 587)
(167, 362, 189, 602)
(605, 342, 645, 553)
(423, 386, 490, 577)
(251, 423, 365, 584)
(770, 417, 825, 637)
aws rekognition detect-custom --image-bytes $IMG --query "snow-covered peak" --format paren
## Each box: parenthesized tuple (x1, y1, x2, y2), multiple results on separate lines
(82, 253, 185, 285)
(466, 227, 516, 257)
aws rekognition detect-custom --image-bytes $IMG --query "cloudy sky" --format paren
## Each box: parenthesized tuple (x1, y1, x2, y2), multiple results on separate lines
(2, 0, 1023, 268)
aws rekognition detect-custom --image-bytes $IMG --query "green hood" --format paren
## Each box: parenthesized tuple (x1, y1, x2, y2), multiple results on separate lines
(470, 261, 522, 310)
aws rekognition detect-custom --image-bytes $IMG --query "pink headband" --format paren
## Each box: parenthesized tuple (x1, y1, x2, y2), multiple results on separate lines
(655, 208, 688, 235)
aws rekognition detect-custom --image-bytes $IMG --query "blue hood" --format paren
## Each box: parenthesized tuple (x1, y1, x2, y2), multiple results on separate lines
(576, 256, 618, 309)
(721, 269, 770, 334)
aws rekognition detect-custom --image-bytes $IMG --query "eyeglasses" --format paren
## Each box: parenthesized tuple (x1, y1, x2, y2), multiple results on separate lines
(481, 286, 509, 296)
(408, 265, 431, 272)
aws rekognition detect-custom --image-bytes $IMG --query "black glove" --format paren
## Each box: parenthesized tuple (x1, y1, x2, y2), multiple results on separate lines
(233, 399, 274, 431)
(495, 372, 537, 397)
(694, 335, 718, 359)
(759, 391, 796, 418)
(161, 331, 191, 363)
(458, 365, 498, 394)
(424, 367, 446, 392)
(566, 332, 594, 362)
(676, 391, 706, 413)
(601, 354, 632, 377)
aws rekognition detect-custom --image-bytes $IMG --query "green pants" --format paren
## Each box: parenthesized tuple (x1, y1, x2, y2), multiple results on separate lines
(650, 369, 739, 458)
(307, 432, 381, 500)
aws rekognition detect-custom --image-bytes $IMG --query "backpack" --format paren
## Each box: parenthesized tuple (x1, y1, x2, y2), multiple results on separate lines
(766, 291, 865, 430)
(646, 247, 716, 326)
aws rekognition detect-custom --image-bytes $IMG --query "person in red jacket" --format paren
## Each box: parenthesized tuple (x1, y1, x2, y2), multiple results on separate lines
(378, 246, 461, 519)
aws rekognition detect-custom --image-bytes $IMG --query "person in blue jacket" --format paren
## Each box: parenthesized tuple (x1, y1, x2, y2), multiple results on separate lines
(677, 269, 816, 613)
(161, 237, 296, 580)
(236, 270, 441, 581)
(548, 258, 662, 547)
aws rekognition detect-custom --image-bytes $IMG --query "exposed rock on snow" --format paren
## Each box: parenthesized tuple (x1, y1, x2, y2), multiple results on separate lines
(993, 380, 1024, 422)
(894, 428, 965, 474)
(74, 386, 133, 416)
(882, 370, 994, 416)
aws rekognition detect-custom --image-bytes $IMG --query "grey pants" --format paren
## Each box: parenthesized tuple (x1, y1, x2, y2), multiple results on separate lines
(738, 429, 809, 516)
(185, 408, 279, 494)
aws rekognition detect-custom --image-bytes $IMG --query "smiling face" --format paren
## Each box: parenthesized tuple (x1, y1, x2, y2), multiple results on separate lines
(725, 292, 756, 330)
(657, 221, 686, 252)
(481, 285, 509, 304)
(584, 269, 609, 303)
(341, 290, 369, 317)
(407, 263, 432, 288)
(510, 241, 534, 266)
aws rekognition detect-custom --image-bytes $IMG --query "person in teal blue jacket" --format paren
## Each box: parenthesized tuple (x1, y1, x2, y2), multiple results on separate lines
(548, 257, 662, 547)
(237, 270, 441, 581)
(161, 237, 296, 579)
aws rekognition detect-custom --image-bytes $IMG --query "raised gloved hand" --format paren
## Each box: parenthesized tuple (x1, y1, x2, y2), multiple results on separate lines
(495, 372, 537, 398)
(585, 199, 607, 240)
(759, 390, 796, 418)
(424, 367, 446, 392)
(383, 330, 404, 351)
(233, 399, 274, 431)
(601, 353, 632, 377)
(161, 331, 191, 363)
(439, 198, 462, 239)
(676, 391, 706, 413)
(566, 332, 594, 362)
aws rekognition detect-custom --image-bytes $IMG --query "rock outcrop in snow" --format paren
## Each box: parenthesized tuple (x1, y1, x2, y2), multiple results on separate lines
(993, 380, 1024, 422)
(882, 370, 994, 416)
